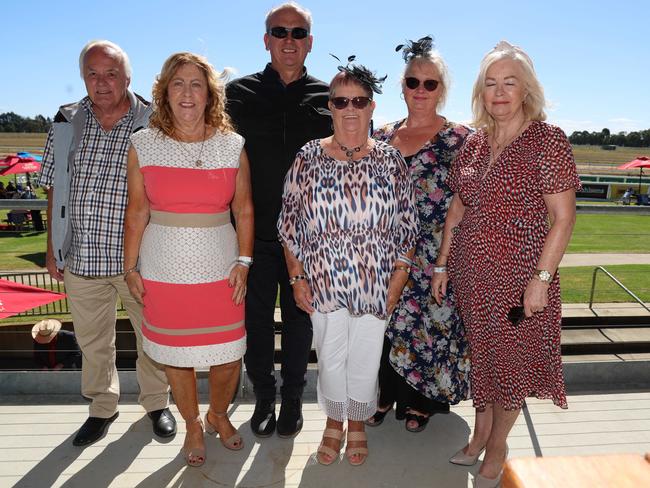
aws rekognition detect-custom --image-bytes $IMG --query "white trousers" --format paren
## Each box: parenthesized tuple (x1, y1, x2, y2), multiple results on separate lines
(311, 309, 385, 421)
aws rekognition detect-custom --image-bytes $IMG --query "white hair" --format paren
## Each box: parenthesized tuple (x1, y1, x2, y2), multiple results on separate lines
(265, 2, 312, 31)
(78, 40, 132, 79)
(471, 40, 546, 134)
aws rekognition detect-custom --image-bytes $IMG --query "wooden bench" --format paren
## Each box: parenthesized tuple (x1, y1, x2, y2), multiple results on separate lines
(502, 453, 650, 487)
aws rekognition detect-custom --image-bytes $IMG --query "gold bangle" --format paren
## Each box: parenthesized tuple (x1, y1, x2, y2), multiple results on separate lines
(393, 265, 410, 274)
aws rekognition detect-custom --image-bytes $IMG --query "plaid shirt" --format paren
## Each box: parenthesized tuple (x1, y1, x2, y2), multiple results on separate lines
(41, 97, 134, 277)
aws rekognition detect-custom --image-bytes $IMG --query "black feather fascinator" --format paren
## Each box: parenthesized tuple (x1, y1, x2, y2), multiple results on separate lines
(395, 36, 435, 63)
(330, 54, 387, 94)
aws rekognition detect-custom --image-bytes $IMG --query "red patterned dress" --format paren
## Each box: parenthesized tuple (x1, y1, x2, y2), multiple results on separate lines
(447, 121, 580, 410)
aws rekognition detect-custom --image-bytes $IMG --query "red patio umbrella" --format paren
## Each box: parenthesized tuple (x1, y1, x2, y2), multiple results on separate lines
(0, 157, 42, 187)
(1, 155, 20, 168)
(0, 158, 41, 176)
(617, 156, 650, 193)
(0, 278, 66, 319)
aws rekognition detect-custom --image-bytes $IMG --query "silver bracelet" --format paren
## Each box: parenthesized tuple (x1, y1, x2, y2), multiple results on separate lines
(397, 255, 414, 267)
(433, 265, 448, 273)
(235, 260, 251, 268)
(238, 256, 253, 264)
(123, 267, 139, 280)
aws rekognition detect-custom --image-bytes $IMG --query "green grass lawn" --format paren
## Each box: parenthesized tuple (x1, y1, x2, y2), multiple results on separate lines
(561, 265, 650, 303)
(0, 231, 47, 269)
(567, 214, 650, 253)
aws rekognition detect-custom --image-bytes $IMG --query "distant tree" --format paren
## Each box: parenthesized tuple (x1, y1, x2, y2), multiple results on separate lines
(601, 128, 610, 144)
(0, 112, 52, 132)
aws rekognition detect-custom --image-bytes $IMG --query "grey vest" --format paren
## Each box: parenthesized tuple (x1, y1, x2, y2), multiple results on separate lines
(49, 91, 152, 269)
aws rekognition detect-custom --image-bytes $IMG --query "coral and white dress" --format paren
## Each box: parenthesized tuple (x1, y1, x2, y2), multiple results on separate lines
(130, 128, 246, 368)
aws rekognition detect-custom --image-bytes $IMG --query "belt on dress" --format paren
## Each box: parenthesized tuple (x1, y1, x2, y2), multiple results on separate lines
(149, 209, 230, 228)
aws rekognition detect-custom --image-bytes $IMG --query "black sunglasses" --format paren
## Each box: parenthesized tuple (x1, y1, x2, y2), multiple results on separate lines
(330, 96, 372, 110)
(405, 77, 439, 92)
(267, 26, 309, 40)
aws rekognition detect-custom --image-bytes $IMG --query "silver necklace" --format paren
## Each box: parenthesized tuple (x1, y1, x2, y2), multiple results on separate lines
(175, 125, 207, 167)
(333, 137, 368, 169)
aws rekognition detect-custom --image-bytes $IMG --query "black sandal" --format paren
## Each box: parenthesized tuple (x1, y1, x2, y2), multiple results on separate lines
(405, 412, 430, 433)
(365, 406, 393, 427)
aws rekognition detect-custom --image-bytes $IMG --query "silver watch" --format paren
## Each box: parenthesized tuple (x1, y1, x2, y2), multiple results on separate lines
(535, 269, 552, 283)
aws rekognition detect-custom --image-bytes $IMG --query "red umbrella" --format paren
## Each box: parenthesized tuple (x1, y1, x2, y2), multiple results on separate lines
(0, 279, 66, 319)
(0, 158, 41, 176)
(1, 155, 20, 168)
(617, 156, 650, 193)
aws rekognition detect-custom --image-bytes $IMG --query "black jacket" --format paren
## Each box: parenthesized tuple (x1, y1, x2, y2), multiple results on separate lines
(226, 64, 332, 240)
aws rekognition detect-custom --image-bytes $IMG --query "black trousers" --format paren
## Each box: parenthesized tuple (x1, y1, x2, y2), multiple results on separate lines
(244, 239, 313, 400)
(378, 337, 450, 416)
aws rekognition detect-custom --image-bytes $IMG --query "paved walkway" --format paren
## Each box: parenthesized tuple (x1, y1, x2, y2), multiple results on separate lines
(1, 393, 649, 488)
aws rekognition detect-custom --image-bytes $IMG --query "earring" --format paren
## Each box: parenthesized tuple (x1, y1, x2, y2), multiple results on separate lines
(400, 92, 405, 100)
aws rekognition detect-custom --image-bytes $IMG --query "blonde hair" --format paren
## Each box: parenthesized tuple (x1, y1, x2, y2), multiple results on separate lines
(403, 51, 450, 110)
(471, 40, 546, 134)
(149, 52, 233, 137)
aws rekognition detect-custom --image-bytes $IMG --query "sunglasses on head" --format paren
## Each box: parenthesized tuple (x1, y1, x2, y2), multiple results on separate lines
(267, 26, 309, 40)
(405, 77, 439, 92)
(330, 96, 373, 110)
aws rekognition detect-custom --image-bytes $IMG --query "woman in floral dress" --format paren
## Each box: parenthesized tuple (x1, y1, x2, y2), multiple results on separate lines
(368, 37, 471, 433)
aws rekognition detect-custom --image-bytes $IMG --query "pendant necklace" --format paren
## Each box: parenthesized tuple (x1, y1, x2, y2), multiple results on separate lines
(333, 137, 367, 169)
(176, 125, 207, 167)
(491, 119, 527, 162)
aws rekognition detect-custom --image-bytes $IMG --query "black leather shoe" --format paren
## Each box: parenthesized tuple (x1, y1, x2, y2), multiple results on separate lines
(148, 408, 177, 438)
(251, 398, 276, 438)
(277, 397, 303, 438)
(72, 412, 119, 447)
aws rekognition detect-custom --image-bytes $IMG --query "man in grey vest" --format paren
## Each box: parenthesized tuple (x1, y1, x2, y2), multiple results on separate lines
(39, 40, 175, 447)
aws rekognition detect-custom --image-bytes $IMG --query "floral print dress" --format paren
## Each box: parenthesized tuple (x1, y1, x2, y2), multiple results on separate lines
(373, 119, 472, 404)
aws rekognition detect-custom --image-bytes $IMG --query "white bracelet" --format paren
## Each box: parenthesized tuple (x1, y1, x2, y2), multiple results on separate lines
(433, 266, 448, 273)
(238, 256, 253, 264)
(235, 260, 251, 268)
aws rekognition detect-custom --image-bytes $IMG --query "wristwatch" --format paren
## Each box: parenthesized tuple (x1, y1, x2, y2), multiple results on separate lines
(534, 269, 553, 283)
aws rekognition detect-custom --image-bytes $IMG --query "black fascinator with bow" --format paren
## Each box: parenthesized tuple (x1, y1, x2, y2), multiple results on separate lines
(330, 54, 387, 94)
(395, 35, 435, 63)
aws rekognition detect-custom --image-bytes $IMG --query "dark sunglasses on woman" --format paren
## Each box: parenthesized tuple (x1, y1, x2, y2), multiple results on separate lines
(405, 77, 439, 92)
(267, 26, 309, 39)
(330, 96, 372, 110)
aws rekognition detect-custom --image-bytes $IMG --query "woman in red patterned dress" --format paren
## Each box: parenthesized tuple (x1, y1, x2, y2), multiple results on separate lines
(431, 41, 580, 488)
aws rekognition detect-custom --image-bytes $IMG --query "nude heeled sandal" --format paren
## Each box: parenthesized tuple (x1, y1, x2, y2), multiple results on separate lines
(205, 410, 244, 451)
(345, 430, 369, 466)
(316, 427, 346, 465)
(182, 416, 206, 467)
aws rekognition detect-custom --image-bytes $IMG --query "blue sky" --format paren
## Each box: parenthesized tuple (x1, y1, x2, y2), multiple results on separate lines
(2, 0, 648, 135)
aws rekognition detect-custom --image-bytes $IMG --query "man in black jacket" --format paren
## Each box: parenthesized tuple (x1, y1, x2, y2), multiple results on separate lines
(226, 2, 331, 438)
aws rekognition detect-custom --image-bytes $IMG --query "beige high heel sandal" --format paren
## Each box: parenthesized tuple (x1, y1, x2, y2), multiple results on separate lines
(205, 410, 244, 451)
(182, 416, 205, 467)
(345, 430, 369, 466)
(316, 427, 346, 465)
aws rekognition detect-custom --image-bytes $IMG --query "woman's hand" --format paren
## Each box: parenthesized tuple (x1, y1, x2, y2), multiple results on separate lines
(387, 271, 408, 315)
(292, 280, 315, 314)
(229, 264, 249, 305)
(523, 278, 550, 317)
(431, 270, 448, 305)
(125, 271, 145, 305)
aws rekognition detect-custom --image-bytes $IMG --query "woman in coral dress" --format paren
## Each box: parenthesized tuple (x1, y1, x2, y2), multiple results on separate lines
(124, 53, 253, 467)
